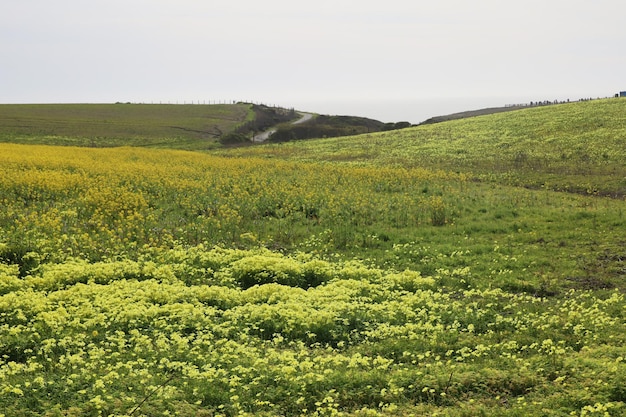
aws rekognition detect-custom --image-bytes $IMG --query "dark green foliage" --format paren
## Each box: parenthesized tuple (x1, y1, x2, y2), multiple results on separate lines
(228, 104, 298, 142)
(269, 115, 410, 142)
(0, 243, 40, 277)
(219, 132, 250, 145)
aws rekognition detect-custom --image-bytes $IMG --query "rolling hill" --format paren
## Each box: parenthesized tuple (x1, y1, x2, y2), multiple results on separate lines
(0, 97, 625, 416)
(0, 103, 409, 149)
(219, 98, 626, 198)
(0, 103, 254, 149)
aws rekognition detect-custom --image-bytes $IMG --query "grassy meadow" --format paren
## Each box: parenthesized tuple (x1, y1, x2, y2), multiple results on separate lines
(0, 103, 253, 149)
(0, 99, 625, 416)
(218, 99, 626, 197)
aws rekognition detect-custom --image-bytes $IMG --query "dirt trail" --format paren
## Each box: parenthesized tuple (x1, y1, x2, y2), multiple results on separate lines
(291, 112, 313, 125)
(252, 112, 313, 142)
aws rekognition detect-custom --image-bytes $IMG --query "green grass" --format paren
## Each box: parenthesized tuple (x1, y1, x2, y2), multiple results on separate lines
(0, 103, 253, 149)
(218, 98, 626, 197)
(0, 98, 625, 416)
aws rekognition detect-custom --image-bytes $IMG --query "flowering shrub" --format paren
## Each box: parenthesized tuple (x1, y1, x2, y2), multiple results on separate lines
(0, 119, 625, 416)
(0, 243, 624, 416)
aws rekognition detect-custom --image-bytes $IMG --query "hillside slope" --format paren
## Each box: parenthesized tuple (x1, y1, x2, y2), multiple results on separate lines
(268, 115, 412, 142)
(1, 97, 625, 416)
(0, 103, 253, 149)
(218, 98, 626, 197)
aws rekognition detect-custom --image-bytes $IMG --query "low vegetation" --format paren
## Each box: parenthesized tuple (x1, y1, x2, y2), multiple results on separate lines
(220, 104, 298, 145)
(221, 98, 626, 197)
(0, 98, 625, 416)
(0, 103, 253, 149)
(269, 115, 411, 142)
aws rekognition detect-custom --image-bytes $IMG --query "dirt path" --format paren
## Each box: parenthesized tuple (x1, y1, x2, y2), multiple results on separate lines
(252, 112, 313, 142)
(291, 112, 313, 125)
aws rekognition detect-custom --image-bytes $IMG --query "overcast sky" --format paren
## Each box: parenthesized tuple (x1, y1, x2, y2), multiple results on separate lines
(2, 0, 625, 122)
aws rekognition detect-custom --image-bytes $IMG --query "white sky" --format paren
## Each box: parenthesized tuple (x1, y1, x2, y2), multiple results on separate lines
(2, 0, 625, 122)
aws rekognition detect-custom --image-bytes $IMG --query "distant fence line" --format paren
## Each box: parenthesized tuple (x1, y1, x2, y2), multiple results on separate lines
(504, 96, 611, 108)
(117, 100, 285, 107)
(125, 95, 617, 110)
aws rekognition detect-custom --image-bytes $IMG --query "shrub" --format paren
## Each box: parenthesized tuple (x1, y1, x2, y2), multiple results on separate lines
(428, 196, 447, 226)
(229, 254, 330, 289)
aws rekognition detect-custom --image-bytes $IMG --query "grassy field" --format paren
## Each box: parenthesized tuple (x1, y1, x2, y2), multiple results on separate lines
(219, 98, 626, 197)
(0, 99, 625, 416)
(0, 103, 253, 149)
